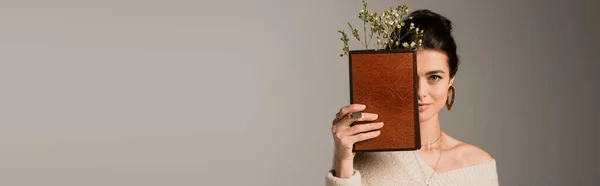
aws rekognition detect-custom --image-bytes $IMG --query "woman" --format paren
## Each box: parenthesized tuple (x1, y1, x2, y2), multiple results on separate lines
(326, 9, 499, 186)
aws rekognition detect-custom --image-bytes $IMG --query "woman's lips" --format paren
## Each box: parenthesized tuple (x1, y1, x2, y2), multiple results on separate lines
(418, 104, 430, 112)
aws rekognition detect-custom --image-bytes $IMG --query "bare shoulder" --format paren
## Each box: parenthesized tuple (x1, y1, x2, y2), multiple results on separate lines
(443, 135, 494, 166)
(453, 142, 494, 165)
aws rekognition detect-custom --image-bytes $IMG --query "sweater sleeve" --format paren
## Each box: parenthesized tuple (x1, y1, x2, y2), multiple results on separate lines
(325, 169, 362, 186)
(484, 171, 500, 186)
(488, 178, 499, 186)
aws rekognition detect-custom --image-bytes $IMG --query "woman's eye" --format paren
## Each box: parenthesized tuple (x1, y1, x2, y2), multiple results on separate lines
(429, 75, 441, 81)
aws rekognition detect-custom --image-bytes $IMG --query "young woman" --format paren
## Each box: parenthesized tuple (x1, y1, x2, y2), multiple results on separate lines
(326, 9, 499, 186)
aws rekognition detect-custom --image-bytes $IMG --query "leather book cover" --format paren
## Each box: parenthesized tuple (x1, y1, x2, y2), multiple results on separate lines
(349, 49, 421, 152)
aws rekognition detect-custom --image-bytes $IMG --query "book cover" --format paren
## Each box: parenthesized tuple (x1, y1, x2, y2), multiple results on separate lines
(349, 49, 421, 152)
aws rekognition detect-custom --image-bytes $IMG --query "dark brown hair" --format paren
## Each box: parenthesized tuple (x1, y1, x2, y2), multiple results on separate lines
(397, 9, 459, 78)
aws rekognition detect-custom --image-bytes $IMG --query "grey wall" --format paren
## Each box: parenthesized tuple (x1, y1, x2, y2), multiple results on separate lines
(1, 0, 598, 185)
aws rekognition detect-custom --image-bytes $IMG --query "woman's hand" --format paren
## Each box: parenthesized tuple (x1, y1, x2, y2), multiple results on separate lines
(331, 104, 383, 178)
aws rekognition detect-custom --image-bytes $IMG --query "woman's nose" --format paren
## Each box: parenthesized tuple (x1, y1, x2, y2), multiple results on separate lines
(417, 79, 427, 98)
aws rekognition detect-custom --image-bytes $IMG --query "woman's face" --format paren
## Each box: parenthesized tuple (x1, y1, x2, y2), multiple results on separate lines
(416, 49, 454, 122)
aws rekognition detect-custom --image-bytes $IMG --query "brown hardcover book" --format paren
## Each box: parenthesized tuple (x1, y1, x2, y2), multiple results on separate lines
(349, 49, 421, 152)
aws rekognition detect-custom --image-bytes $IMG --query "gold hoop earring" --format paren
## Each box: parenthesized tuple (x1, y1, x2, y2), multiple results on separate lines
(446, 86, 455, 110)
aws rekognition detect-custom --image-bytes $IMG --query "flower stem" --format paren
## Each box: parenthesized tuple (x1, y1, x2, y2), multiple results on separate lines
(363, 23, 367, 49)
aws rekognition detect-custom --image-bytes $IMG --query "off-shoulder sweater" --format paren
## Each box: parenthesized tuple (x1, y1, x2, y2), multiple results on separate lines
(325, 151, 499, 186)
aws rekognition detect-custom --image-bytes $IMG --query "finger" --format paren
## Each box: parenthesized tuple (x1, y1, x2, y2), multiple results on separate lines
(336, 112, 378, 128)
(349, 130, 381, 144)
(346, 122, 384, 136)
(336, 104, 366, 120)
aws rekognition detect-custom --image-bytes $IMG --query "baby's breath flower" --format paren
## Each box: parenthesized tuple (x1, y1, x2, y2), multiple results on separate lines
(337, 2, 424, 54)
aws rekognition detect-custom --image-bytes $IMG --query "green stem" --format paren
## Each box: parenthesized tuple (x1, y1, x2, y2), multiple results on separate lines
(363, 22, 367, 49)
(396, 25, 401, 49)
(398, 30, 412, 42)
(367, 26, 374, 48)
(388, 26, 394, 49)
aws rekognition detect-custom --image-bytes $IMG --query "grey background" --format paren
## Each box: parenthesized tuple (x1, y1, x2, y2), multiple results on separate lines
(1, 0, 598, 185)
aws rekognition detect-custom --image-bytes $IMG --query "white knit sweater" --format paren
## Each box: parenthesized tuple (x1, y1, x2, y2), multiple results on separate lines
(326, 151, 499, 186)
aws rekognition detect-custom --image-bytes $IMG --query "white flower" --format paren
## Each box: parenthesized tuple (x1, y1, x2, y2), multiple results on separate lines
(410, 41, 416, 47)
(395, 13, 399, 17)
(397, 25, 401, 29)
(360, 9, 365, 13)
(402, 42, 409, 47)
(395, 41, 399, 45)
(416, 28, 419, 32)
(371, 25, 375, 29)
(401, 22, 405, 26)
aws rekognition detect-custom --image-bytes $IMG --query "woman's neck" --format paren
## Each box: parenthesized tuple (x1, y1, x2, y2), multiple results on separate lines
(419, 114, 443, 150)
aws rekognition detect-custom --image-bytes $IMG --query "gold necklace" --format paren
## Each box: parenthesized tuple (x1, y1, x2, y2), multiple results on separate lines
(421, 132, 442, 147)
(414, 132, 443, 186)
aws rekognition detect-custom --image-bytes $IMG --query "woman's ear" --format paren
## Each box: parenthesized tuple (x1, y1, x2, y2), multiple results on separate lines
(449, 77, 455, 87)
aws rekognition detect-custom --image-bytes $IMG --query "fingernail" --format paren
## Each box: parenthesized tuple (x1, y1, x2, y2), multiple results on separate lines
(358, 104, 366, 109)
(378, 122, 384, 126)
